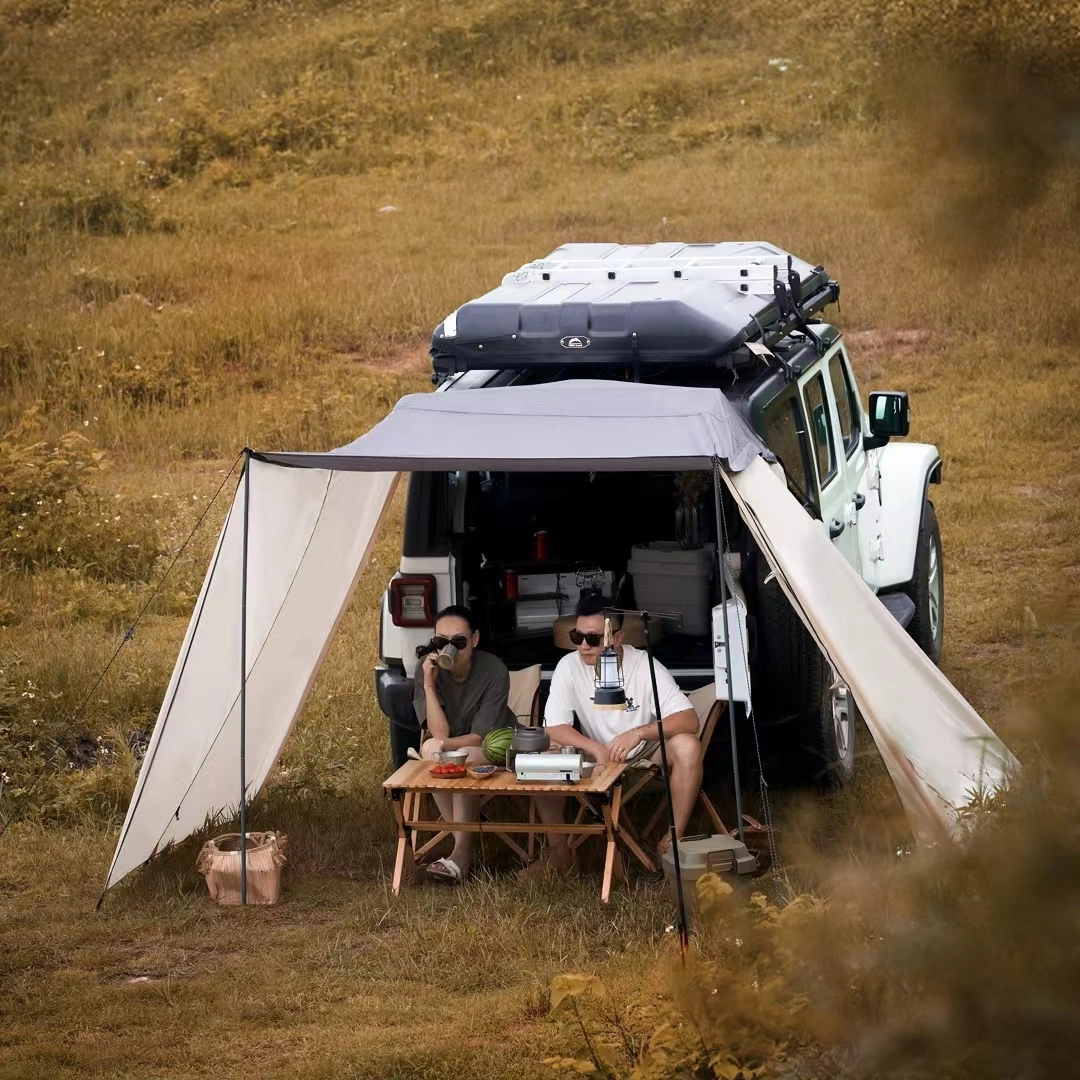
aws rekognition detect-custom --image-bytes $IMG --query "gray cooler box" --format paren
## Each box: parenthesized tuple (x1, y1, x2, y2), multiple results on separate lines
(660, 833, 757, 904)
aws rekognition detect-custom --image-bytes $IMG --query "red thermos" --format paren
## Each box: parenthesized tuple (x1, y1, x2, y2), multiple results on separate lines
(504, 570, 519, 600)
(533, 530, 549, 561)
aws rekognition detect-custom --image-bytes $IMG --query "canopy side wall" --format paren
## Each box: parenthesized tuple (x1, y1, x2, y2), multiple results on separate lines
(106, 462, 397, 889)
(723, 457, 1017, 842)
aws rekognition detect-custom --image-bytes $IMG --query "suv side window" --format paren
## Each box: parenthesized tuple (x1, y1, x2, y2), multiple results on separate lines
(763, 391, 817, 514)
(803, 372, 836, 487)
(828, 352, 861, 457)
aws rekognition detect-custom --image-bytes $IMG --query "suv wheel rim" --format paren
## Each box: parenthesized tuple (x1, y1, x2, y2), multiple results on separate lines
(831, 685, 852, 762)
(928, 537, 943, 642)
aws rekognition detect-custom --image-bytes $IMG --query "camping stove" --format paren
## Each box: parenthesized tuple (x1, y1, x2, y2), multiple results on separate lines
(514, 751, 588, 783)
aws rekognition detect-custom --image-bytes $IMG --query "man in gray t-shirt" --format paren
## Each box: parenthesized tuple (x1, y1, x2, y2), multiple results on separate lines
(412, 606, 514, 883)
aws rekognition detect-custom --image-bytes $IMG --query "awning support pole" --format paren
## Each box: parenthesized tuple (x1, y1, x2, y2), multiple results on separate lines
(240, 448, 251, 905)
(643, 614, 689, 959)
(713, 461, 746, 845)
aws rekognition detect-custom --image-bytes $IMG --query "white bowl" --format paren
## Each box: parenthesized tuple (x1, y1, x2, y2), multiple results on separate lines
(438, 749, 469, 765)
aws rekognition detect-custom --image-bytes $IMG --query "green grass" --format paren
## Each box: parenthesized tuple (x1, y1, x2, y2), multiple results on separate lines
(1, 0, 1079, 1076)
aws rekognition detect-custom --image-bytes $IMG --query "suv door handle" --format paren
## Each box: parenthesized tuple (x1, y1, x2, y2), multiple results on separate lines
(829, 519, 845, 539)
(854, 493, 866, 510)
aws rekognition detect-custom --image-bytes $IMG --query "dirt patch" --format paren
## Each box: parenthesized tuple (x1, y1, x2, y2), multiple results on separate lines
(336, 343, 430, 375)
(838, 326, 933, 378)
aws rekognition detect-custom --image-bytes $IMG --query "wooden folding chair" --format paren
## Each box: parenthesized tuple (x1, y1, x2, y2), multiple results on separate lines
(611, 683, 730, 871)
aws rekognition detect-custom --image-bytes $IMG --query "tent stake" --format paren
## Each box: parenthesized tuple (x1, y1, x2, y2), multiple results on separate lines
(240, 449, 251, 905)
(714, 461, 745, 845)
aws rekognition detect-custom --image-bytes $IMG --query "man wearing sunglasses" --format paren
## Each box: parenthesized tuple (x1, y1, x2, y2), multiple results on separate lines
(532, 595, 702, 872)
(413, 605, 515, 883)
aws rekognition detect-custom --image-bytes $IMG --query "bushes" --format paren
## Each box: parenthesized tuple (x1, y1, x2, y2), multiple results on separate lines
(157, 73, 427, 183)
(542, 680, 1080, 1080)
(0, 408, 160, 581)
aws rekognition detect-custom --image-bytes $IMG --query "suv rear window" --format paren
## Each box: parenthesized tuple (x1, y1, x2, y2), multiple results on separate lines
(763, 392, 816, 512)
(803, 373, 837, 487)
(828, 352, 861, 457)
(402, 472, 452, 557)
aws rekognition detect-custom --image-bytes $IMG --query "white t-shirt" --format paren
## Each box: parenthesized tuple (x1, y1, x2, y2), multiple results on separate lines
(543, 645, 693, 746)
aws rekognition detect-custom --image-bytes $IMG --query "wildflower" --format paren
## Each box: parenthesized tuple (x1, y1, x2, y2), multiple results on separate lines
(0, 771, 8, 784)
(84, 420, 89, 427)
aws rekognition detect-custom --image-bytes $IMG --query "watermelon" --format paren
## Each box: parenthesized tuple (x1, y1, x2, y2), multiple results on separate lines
(481, 726, 514, 766)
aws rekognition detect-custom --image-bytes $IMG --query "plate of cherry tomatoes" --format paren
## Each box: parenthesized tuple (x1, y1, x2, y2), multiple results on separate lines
(429, 763, 468, 778)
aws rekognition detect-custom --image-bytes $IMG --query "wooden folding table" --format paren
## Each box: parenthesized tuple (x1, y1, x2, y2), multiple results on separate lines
(382, 759, 630, 902)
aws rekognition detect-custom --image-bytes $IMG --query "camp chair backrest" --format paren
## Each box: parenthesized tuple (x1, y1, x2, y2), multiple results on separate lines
(508, 665, 541, 726)
(686, 682, 719, 740)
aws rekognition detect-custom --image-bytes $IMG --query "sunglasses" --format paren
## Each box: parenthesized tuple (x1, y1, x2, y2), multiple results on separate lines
(568, 629, 605, 647)
(429, 634, 469, 650)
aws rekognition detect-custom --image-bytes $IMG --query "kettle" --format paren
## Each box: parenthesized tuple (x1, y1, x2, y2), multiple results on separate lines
(507, 724, 550, 772)
(511, 724, 550, 753)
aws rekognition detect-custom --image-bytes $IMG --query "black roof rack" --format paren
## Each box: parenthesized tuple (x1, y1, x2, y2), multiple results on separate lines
(430, 242, 839, 380)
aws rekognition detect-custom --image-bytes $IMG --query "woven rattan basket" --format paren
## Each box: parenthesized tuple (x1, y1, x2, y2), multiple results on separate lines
(196, 831, 286, 905)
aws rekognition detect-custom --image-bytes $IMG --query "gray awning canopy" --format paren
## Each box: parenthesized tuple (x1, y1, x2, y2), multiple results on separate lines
(257, 379, 767, 472)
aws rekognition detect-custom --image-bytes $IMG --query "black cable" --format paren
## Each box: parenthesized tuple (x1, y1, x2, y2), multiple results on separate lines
(0, 451, 244, 841)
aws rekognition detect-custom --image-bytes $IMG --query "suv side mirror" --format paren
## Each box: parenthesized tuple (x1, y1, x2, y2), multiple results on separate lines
(864, 391, 909, 449)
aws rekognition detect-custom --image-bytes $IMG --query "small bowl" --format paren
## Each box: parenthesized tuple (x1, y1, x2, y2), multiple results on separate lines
(438, 749, 469, 766)
(468, 764, 498, 780)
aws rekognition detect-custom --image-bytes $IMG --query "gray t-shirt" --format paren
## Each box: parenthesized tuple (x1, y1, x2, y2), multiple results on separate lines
(412, 650, 515, 739)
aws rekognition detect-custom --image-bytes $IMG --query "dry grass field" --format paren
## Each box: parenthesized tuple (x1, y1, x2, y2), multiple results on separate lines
(1, 1, 1079, 1077)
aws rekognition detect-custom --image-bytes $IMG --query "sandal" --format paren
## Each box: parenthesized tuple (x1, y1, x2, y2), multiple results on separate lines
(426, 856, 464, 884)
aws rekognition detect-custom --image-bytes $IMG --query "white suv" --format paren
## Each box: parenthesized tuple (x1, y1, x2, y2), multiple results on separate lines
(376, 243, 943, 786)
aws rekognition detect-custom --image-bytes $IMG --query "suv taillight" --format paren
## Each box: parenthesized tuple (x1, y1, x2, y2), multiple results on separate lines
(389, 575, 436, 627)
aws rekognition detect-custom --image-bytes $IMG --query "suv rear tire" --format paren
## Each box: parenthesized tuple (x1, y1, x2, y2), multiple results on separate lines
(903, 500, 944, 664)
(755, 570, 854, 788)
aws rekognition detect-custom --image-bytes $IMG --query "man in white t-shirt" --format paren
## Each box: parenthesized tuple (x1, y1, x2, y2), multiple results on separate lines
(531, 596, 703, 872)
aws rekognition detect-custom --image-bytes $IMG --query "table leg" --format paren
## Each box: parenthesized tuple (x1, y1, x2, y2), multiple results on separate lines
(404, 790, 416, 852)
(527, 797, 536, 863)
(390, 792, 407, 896)
(600, 784, 623, 903)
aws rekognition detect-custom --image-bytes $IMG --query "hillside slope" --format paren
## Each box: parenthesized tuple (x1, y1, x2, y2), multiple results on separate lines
(1, 2, 1079, 1077)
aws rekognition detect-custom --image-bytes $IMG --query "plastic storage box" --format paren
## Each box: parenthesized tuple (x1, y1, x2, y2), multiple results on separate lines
(660, 833, 757, 905)
(627, 543, 714, 635)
